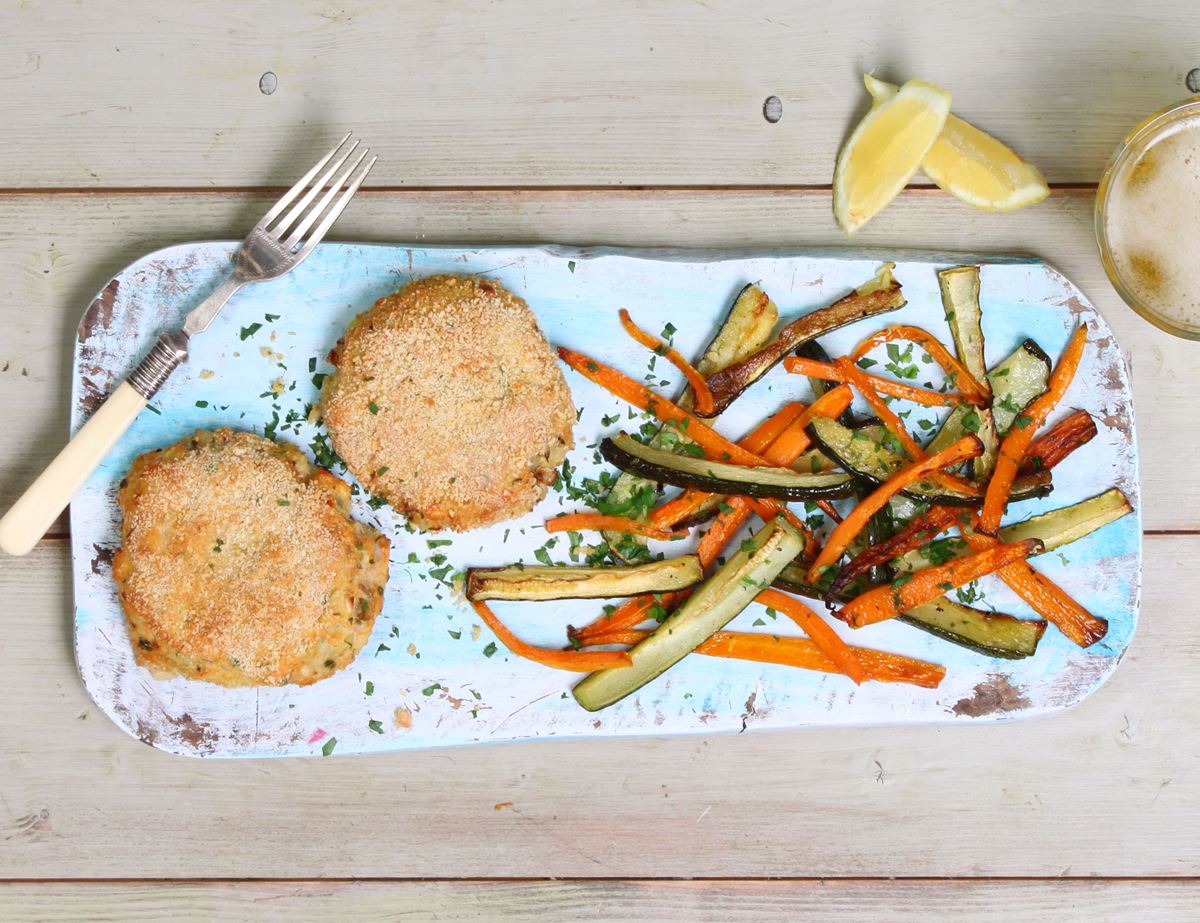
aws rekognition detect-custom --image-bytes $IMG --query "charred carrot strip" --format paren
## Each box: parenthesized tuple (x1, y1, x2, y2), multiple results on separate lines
(783, 356, 966, 408)
(544, 512, 688, 541)
(469, 600, 632, 671)
(839, 539, 1043, 628)
(850, 325, 990, 402)
(827, 505, 960, 600)
(980, 327, 1087, 535)
(835, 357, 979, 495)
(1019, 409, 1097, 475)
(618, 308, 716, 414)
(960, 530, 1107, 647)
(558, 346, 771, 468)
(757, 588, 866, 685)
(648, 402, 806, 530)
(806, 435, 983, 583)
(580, 629, 945, 689)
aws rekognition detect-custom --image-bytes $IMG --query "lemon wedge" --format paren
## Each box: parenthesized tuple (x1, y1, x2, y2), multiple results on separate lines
(864, 74, 1050, 212)
(833, 78, 952, 234)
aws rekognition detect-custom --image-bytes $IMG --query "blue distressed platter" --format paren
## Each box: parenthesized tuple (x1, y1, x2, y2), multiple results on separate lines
(70, 244, 1141, 758)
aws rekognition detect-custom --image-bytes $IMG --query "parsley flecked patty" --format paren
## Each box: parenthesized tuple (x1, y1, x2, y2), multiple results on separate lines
(320, 275, 575, 531)
(113, 429, 389, 687)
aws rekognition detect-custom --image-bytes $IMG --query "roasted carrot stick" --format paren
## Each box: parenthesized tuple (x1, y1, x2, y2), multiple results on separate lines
(544, 512, 688, 541)
(618, 308, 716, 414)
(756, 588, 866, 684)
(648, 402, 806, 529)
(762, 385, 853, 462)
(839, 538, 1043, 628)
(850, 325, 990, 402)
(959, 529, 1107, 646)
(783, 355, 967, 408)
(580, 629, 945, 688)
(1019, 408, 1097, 475)
(979, 326, 1087, 535)
(569, 593, 663, 646)
(805, 435, 983, 583)
(834, 357, 978, 495)
(827, 505, 961, 600)
(558, 346, 772, 468)
(469, 600, 633, 671)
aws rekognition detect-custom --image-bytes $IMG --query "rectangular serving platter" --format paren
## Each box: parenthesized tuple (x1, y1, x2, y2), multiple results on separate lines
(70, 244, 1141, 758)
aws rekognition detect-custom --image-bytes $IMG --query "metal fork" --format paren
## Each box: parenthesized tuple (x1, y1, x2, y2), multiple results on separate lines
(0, 134, 377, 556)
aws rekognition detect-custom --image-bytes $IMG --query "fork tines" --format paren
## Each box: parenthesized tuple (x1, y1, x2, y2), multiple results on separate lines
(257, 132, 377, 256)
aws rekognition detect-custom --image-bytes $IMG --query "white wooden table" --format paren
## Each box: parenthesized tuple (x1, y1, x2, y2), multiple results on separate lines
(1, 3, 1196, 920)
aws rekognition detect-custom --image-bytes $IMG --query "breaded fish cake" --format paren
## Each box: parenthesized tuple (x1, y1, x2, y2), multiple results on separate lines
(321, 275, 575, 531)
(112, 429, 389, 687)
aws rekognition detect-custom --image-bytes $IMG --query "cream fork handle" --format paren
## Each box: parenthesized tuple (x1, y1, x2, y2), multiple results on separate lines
(0, 382, 147, 556)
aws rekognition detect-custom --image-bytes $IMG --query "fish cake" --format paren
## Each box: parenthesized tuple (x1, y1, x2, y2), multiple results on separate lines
(321, 275, 575, 531)
(112, 429, 389, 687)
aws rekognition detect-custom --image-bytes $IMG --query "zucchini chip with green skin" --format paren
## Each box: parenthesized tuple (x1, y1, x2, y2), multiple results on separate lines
(701, 265, 906, 417)
(892, 488, 1133, 573)
(807, 416, 1052, 506)
(466, 556, 703, 601)
(938, 266, 1000, 479)
(573, 517, 806, 711)
(600, 433, 855, 501)
(772, 563, 1046, 659)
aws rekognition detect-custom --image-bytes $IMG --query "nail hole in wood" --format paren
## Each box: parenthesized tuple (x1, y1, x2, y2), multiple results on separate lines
(259, 71, 278, 96)
(1187, 68, 1200, 94)
(763, 95, 783, 123)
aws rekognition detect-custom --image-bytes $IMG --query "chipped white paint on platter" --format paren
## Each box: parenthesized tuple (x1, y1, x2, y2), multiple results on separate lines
(69, 244, 1140, 757)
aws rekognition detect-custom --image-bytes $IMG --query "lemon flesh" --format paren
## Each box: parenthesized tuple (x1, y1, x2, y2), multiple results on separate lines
(864, 74, 1049, 212)
(834, 78, 951, 234)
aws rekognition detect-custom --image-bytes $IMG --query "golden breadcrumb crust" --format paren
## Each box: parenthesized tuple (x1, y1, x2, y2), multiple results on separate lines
(321, 275, 575, 531)
(112, 429, 389, 687)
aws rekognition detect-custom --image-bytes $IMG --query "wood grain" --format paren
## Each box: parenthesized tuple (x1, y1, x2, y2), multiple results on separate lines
(0, 189, 1191, 531)
(0, 879, 1196, 922)
(1, 0, 1198, 187)
(0, 535, 1193, 879)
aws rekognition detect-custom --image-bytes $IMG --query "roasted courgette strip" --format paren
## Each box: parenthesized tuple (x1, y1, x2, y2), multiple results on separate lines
(807, 415, 1052, 505)
(573, 517, 806, 711)
(892, 488, 1132, 573)
(600, 433, 855, 501)
(938, 266, 999, 478)
(602, 283, 777, 561)
(701, 264, 906, 417)
(466, 556, 703, 601)
(773, 563, 1046, 659)
(929, 339, 1052, 457)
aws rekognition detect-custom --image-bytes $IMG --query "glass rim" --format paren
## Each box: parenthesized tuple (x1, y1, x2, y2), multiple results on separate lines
(1095, 95, 1200, 341)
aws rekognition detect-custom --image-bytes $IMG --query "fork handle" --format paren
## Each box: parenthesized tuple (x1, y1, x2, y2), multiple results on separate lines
(0, 332, 189, 556)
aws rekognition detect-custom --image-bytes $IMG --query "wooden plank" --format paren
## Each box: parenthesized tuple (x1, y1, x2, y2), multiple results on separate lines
(1, 1, 1197, 187)
(0, 535, 1193, 878)
(0, 189, 1191, 531)
(0, 879, 1196, 922)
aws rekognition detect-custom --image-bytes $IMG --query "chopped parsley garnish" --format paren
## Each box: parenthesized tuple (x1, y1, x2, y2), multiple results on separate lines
(961, 410, 981, 434)
(276, 498, 290, 506)
(239, 322, 262, 341)
(567, 260, 577, 273)
(483, 642, 498, 658)
(367, 402, 379, 415)
(365, 681, 374, 695)
(368, 719, 384, 734)
(321, 737, 337, 756)
(195, 400, 208, 408)
(212, 538, 224, 553)
(1012, 415, 1034, 430)
(264, 312, 281, 322)
(422, 683, 442, 696)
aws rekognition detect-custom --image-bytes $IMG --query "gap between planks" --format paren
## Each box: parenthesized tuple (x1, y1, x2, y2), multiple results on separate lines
(0, 184, 1101, 198)
(2, 876, 1197, 885)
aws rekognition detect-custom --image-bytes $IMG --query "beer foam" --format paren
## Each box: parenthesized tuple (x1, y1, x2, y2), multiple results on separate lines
(1105, 114, 1200, 329)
